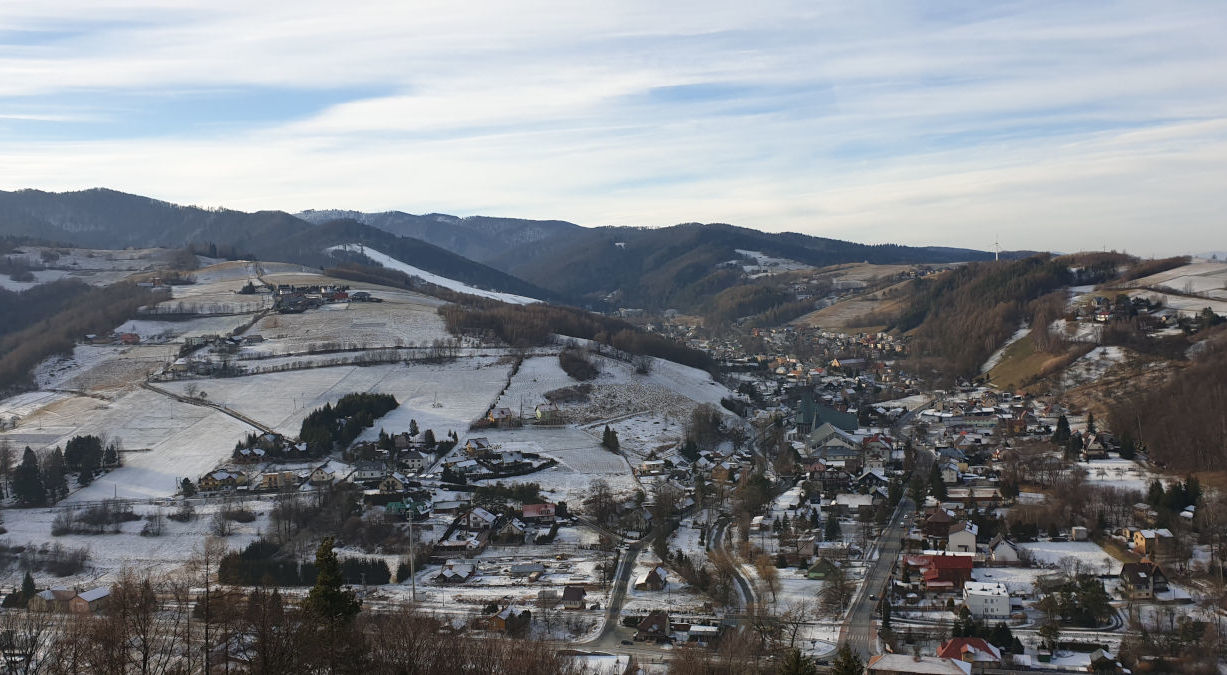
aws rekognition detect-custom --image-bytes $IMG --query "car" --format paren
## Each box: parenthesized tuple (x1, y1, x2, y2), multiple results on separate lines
(621, 640, 633, 646)
(869, 594, 877, 601)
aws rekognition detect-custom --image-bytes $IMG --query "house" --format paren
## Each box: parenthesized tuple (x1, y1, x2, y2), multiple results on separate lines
(27, 587, 75, 613)
(257, 470, 300, 491)
(496, 519, 530, 544)
(1133, 528, 1175, 560)
(634, 566, 668, 591)
(435, 562, 475, 584)
(459, 507, 498, 531)
(534, 402, 562, 423)
(561, 585, 587, 609)
(1087, 648, 1125, 673)
(905, 553, 974, 591)
(635, 611, 670, 642)
(986, 534, 1021, 563)
(70, 587, 110, 614)
(118, 332, 140, 345)
(833, 493, 876, 516)
(1119, 561, 1169, 599)
(477, 605, 531, 634)
(522, 503, 557, 523)
(937, 638, 1002, 671)
(378, 472, 410, 494)
(963, 582, 1009, 619)
(350, 460, 386, 483)
(806, 557, 841, 580)
(923, 509, 956, 538)
(865, 654, 971, 674)
(198, 469, 245, 492)
(399, 450, 426, 473)
(487, 408, 515, 425)
(947, 522, 978, 554)
(464, 437, 493, 456)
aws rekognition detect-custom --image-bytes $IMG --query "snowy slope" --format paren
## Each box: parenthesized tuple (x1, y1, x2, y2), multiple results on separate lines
(326, 244, 538, 304)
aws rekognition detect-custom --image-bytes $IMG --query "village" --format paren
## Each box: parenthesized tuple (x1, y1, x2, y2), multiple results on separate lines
(0, 248, 1225, 673)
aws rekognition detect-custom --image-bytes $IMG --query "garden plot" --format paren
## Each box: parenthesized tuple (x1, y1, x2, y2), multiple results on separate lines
(160, 359, 511, 441)
(469, 427, 637, 504)
(1017, 541, 1118, 575)
(0, 498, 267, 586)
(1077, 457, 1153, 492)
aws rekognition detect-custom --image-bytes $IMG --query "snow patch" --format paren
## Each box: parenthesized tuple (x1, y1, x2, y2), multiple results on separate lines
(327, 244, 538, 304)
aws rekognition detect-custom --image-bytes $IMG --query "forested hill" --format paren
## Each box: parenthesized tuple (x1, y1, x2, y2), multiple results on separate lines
(485, 222, 996, 310)
(0, 188, 560, 302)
(296, 209, 581, 266)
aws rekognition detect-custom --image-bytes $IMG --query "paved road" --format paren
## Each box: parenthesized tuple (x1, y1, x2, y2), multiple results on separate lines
(839, 496, 914, 660)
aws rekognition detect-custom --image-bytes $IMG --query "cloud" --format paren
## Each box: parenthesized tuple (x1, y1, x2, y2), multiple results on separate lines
(0, 1, 1224, 255)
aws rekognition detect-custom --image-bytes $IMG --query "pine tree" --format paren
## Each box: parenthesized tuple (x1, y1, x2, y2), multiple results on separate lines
(303, 537, 361, 623)
(20, 572, 35, 606)
(181, 478, 197, 497)
(777, 648, 818, 675)
(1085, 411, 1096, 435)
(881, 597, 892, 631)
(41, 448, 66, 502)
(103, 442, 119, 467)
(929, 462, 947, 501)
(12, 447, 45, 506)
(830, 643, 863, 675)
(421, 429, 436, 450)
(1051, 415, 1071, 444)
(409, 419, 419, 437)
(824, 515, 841, 541)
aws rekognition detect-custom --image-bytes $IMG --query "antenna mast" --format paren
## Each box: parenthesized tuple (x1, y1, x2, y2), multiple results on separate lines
(994, 236, 1000, 262)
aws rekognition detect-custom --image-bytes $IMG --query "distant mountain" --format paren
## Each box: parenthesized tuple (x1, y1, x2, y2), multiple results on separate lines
(486, 222, 995, 309)
(0, 188, 558, 301)
(296, 209, 581, 265)
(0, 188, 995, 311)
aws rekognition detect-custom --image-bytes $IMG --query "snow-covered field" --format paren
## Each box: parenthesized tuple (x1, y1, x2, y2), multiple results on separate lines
(1061, 346, 1126, 387)
(328, 244, 538, 304)
(1076, 457, 1152, 493)
(468, 427, 637, 504)
(1017, 541, 1118, 575)
(160, 359, 512, 441)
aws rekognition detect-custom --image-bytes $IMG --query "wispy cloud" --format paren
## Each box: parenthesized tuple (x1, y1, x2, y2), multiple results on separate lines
(0, 0, 1223, 254)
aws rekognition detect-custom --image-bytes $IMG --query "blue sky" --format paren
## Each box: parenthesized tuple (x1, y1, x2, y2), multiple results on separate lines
(0, 1, 1224, 255)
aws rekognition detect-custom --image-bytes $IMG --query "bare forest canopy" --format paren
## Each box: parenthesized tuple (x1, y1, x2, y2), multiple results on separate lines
(0, 280, 168, 394)
(1109, 334, 1227, 472)
(439, 302, 715, 372)
(866, 255, 1078, 379)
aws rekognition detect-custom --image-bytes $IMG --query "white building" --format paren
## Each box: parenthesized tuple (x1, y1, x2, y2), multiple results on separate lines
(947, 522, 978, 554)
(963, 581, 1009, 619)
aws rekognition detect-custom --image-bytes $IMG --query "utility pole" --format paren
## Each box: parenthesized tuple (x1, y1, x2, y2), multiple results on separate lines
(995, 236, 1001, 262)
(408, 513, 417, 602)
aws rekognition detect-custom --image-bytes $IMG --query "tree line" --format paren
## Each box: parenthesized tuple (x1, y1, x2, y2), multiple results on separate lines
(299, 393, 399, 455)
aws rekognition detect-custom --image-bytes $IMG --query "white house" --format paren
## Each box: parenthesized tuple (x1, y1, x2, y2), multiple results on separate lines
(947, 522, 978, 554)
(963, 581, 1009, 619)
(987, 535, 1021, 563)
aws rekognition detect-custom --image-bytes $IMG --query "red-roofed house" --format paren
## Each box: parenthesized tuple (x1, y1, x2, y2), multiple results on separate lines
(522, 503, 556, 523)
(915, 553, 975, 591)
(937, 638, 1002, 672)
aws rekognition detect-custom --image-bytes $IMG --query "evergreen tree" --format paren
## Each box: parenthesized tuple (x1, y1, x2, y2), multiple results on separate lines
(302, 537, 361, 623)
(830, 643, 863, 675)
(1146, 479, 1165, 508)
(409, 419, 419, 437)
(20, 572, 35, 606)
(824, 515, 841, 541)
(929, 462, 948, 501)
(421, 429, 436, 450)
(181, 478, 197, 497)
(880, 597, 892, 631)
(601, 425, 620, 452)
(77, 467, 93, 486)
(1085, 411, 1096, 435)
(1051, 415, 1071, 444)
(103, 442, 119, 467)
(41, 448, 67, 502)
(777, 648, 818, 675)
(12, 447, 45, 506)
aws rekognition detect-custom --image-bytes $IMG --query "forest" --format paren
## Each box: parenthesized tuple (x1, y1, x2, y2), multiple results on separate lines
(439, 302, 714, 371)
(1109, 335, 1227, 471)
(298, 393, 399, 455)
(0, 280, 168, 394)
(867, 255, 1074, 379)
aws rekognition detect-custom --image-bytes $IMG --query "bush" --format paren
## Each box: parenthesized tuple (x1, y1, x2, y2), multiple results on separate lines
(559, 348, 600, 381)
(224, 508, 258, 523)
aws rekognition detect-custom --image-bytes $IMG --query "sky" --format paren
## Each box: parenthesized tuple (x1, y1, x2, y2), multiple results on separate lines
(0, 1, 1224, 256)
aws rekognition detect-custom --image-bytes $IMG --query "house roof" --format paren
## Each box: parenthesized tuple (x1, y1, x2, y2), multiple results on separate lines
(562, 586, 587, 602)
(866, 654, 972, 674)
(77, 587, 110, 603)
(937, 638, 1002, 662)
(522, 503, 555, 518)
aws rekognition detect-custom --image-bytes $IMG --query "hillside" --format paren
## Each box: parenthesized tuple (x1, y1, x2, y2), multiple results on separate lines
(296, 209, 581, 265)
(0, 188, 558, 302)
(487, 222, 995, 310)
